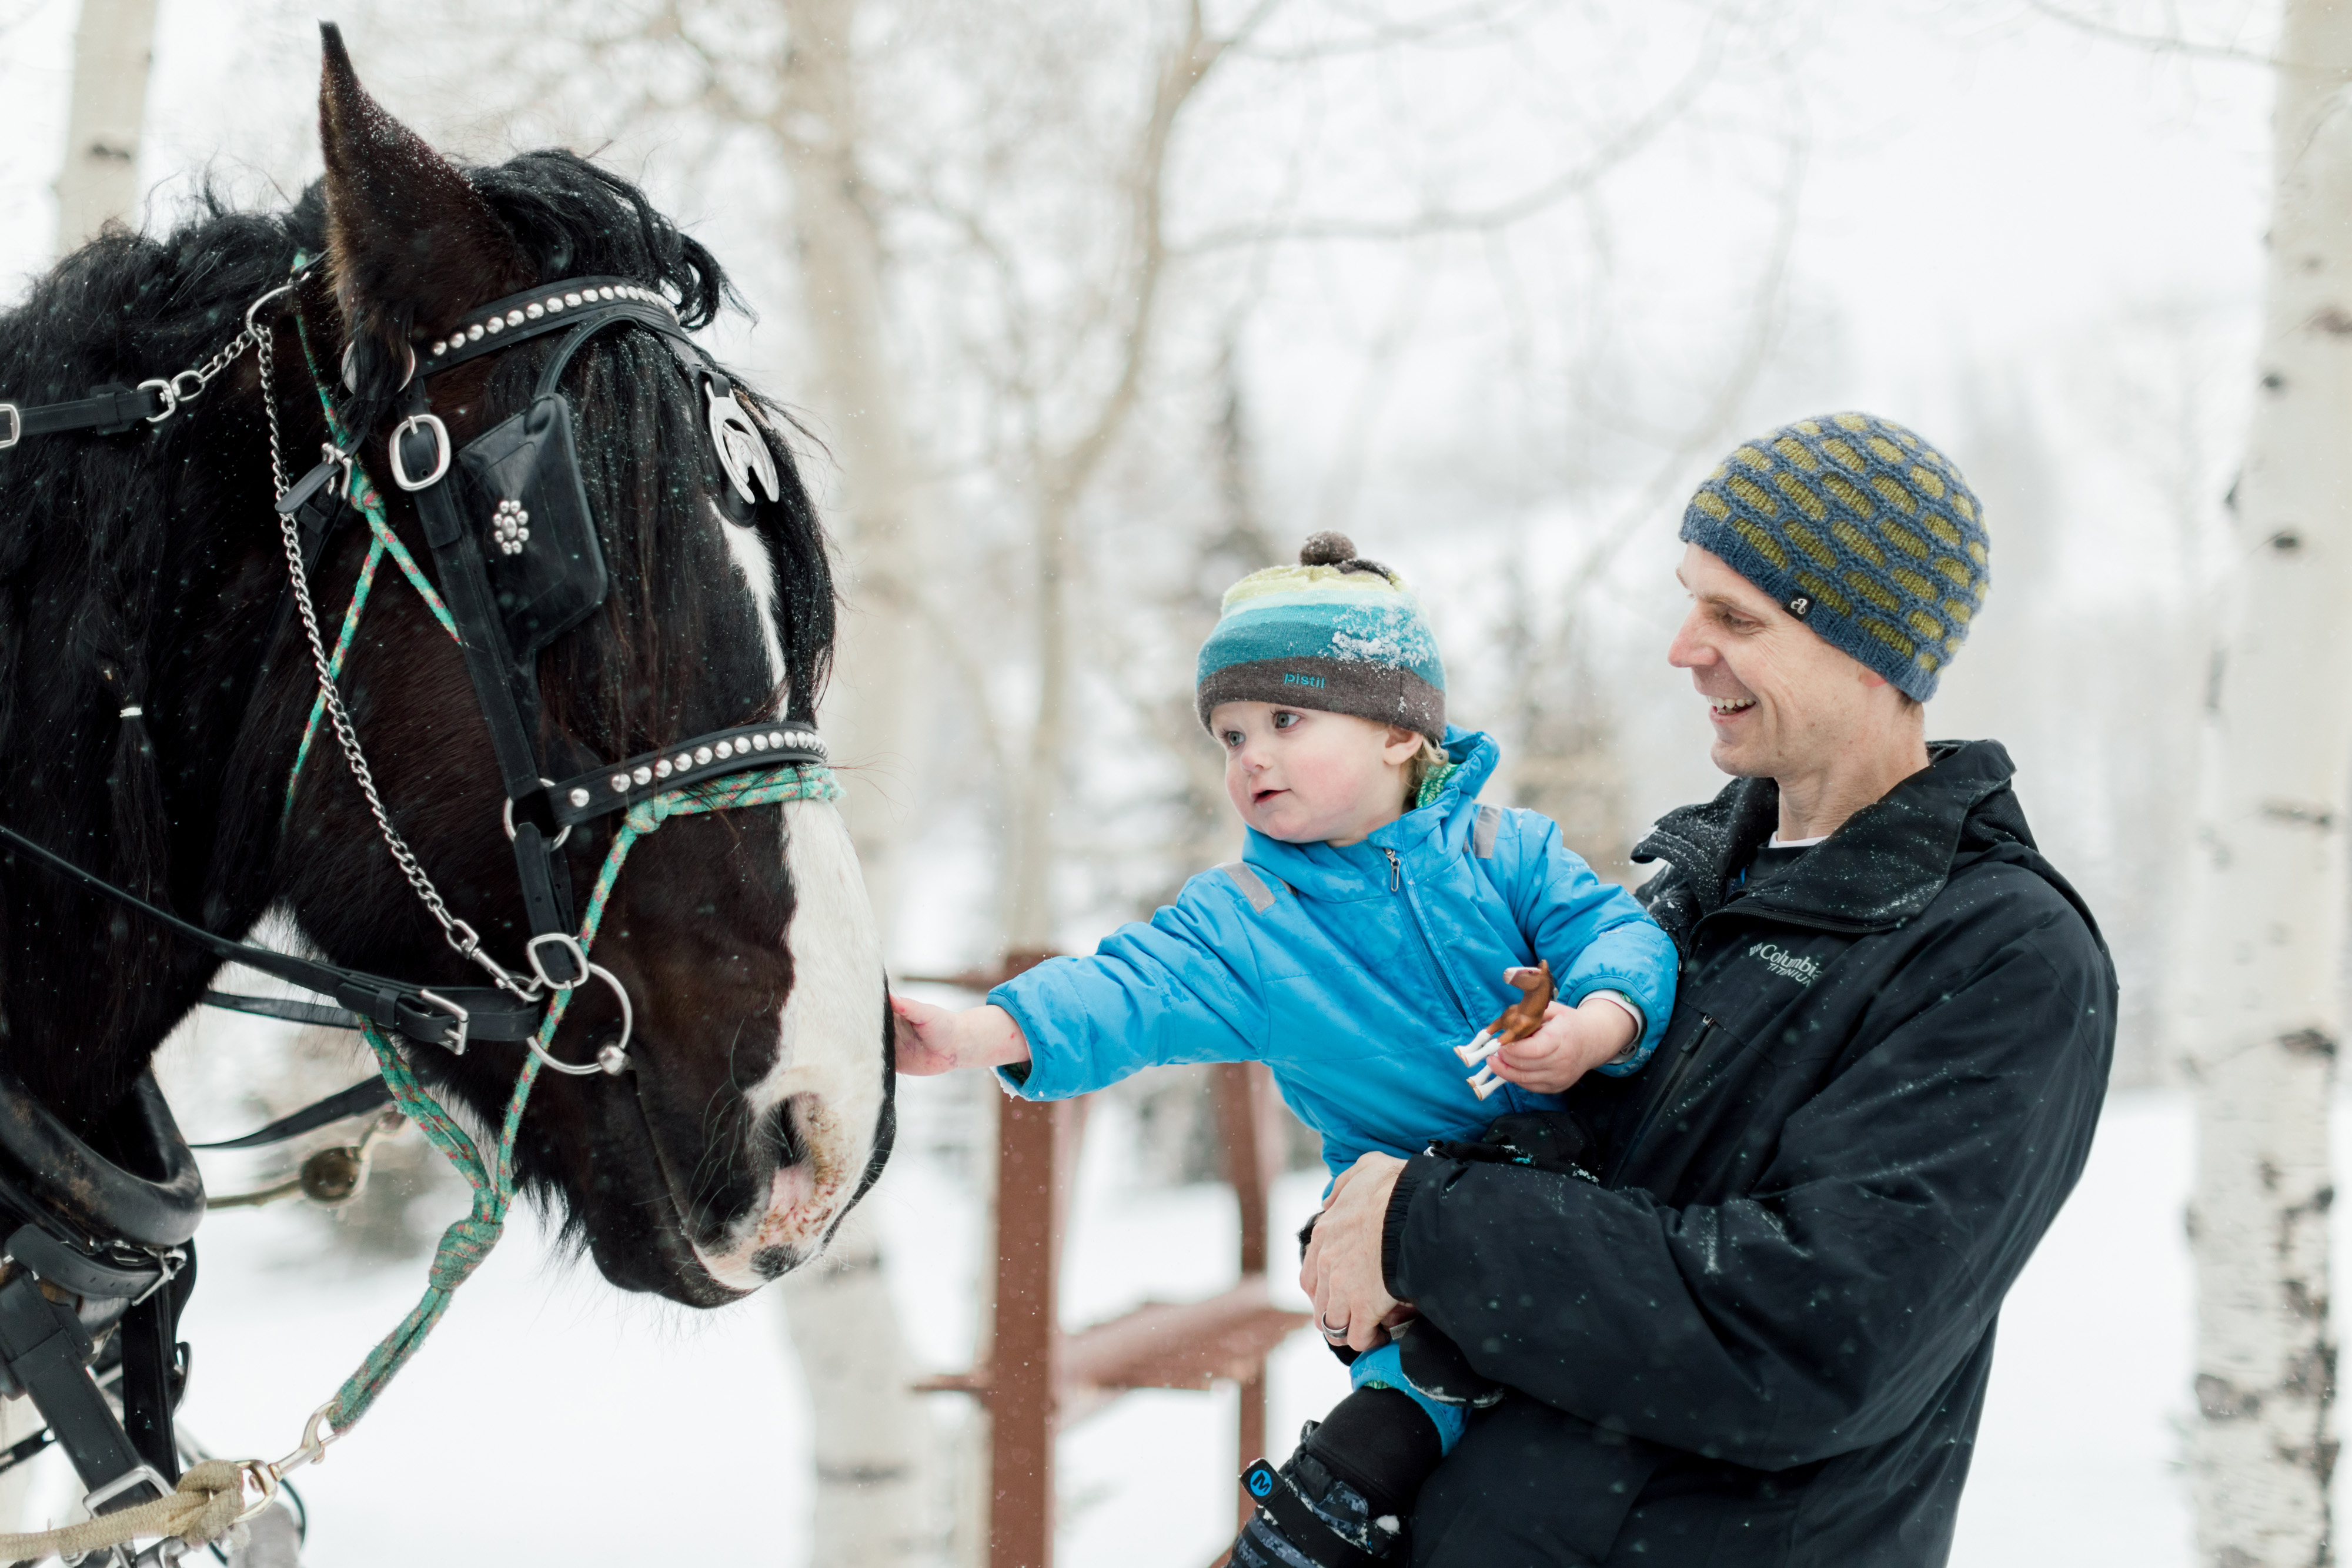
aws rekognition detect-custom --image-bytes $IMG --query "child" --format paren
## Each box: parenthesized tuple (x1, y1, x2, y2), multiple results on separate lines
(893, 533, 1678, 1567)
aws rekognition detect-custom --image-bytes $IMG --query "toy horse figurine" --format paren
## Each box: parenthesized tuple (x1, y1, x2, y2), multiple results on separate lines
(1454, 960, 1555, 1100)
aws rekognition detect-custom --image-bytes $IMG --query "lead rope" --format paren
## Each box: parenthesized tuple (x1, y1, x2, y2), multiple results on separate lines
(0, 773, 840, 1566)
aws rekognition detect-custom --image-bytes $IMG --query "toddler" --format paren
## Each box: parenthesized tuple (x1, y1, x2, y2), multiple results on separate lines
(894, 533, 1678, 1566)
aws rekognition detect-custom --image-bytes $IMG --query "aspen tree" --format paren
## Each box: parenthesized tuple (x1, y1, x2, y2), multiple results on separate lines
(53, 0, 157, 254)
(2185, 4, 2352, 1559)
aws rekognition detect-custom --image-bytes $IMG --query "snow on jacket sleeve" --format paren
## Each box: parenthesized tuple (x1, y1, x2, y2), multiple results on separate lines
(985, 871, 1269, 1101)
(1501, 810, 1678, 1072)
(1385, 917, 2109, 1472)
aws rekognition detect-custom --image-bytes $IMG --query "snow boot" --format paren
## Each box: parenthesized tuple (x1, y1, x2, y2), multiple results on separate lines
(1229, 1389, 1438, 1568)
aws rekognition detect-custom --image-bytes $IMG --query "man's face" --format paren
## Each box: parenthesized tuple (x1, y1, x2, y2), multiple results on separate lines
(1666, 543, 1903, 780)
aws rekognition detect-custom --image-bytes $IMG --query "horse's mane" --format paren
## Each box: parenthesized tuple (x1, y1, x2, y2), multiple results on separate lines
(0, 150, 834, 1095)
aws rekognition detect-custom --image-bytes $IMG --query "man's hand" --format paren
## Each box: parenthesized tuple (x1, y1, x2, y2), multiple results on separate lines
(1491, 994, 1638, 1094)
(891, 997, 1031, 1075)
(1301, 1151, 1414, 1353)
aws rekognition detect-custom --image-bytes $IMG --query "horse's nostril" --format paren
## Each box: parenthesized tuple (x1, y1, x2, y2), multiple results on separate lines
(764, 1097, 807, 1169)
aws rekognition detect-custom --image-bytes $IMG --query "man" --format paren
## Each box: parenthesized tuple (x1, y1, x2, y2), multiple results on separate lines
(1297, 412, 2115, 1566)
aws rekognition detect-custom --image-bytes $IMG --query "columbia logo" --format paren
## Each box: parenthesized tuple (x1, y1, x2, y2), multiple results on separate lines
(1748, 941, 1822, 986)
(1282, 673, 1326, 688)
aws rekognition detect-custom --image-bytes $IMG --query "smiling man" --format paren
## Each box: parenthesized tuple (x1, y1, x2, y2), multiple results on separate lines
(1299, 413, 2117, 1565)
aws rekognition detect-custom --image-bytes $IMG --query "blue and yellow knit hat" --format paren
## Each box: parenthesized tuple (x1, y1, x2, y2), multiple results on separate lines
(1196, 533, 1446, 741)
(1680, 413, 1989, 701)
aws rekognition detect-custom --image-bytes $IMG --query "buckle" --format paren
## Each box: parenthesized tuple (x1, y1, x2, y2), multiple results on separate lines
(503, 778, 572, 850)
(526, 932, 589, 991)
(388, 412, 451, 490)
(84, 1462, 172, 1516)
(416, 988, 470, 1054)
(0, 404, 18, 450)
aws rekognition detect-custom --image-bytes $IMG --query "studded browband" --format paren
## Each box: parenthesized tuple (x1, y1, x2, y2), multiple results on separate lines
(546, 722, 827, 830)
(416, 276, 681, 379)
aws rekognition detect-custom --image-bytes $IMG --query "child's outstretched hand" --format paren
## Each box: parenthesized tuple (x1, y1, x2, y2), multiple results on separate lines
(891, 995, 1032, 1076)
(1489, 992, 1638, 1095)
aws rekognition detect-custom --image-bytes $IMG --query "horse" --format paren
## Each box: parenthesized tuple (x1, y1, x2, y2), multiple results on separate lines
(0, 25, 894, 1326)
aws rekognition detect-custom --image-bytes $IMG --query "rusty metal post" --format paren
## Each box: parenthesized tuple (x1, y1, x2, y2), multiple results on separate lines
(990, 1091, 1077, 1568)
(1212, 1061, 1291, 1527)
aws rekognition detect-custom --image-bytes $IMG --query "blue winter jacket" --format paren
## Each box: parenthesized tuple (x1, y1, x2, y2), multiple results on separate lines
(988, 728, 1678, 1175)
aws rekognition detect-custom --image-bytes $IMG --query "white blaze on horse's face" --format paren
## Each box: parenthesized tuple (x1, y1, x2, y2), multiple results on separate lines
(690, 520, 886, 1292)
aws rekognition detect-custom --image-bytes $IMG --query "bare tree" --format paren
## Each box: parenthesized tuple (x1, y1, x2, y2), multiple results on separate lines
(2178, 4, 2352, 1560)
(54, 0, 158, 254)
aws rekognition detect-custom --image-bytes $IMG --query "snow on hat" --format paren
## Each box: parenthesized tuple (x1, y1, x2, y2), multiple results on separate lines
(1680, 412, 1989, 702)
(1195, 532, 1446, 743)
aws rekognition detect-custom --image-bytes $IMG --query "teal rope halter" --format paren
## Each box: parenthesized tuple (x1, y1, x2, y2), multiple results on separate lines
(272, 284, 843, 1436)
(328, 766, 839, 1433)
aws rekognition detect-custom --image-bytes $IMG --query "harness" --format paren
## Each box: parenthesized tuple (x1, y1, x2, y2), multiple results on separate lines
(0, 260, 838, 1553)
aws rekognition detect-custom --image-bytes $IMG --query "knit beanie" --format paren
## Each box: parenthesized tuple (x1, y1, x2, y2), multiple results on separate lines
(1195, 532, 1446, 743)
(1679, 413, 1989, 701)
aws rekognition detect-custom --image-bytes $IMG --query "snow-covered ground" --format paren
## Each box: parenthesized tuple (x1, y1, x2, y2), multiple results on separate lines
(0, 1061, 2259, 1565)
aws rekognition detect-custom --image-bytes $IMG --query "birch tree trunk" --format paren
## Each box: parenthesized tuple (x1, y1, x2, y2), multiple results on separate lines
(776, 1206, 931, 1567)
(771, 8, 933, 1566)
(54, 0, 158, 255)
(2186, 7, 2352, 1559)
(779, 0, 931, 940)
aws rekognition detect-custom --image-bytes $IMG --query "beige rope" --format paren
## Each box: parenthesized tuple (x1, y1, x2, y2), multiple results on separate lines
(0, 1460, 258, 1560)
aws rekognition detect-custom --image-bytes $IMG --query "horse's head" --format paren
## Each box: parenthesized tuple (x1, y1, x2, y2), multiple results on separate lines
(233, 32, 893, 1304)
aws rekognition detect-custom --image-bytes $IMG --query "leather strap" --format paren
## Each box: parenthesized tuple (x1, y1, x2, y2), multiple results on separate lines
(188, 1075, 392, 1151)
(0, 821, 541, 1050)
(0, 383, 168, 449)
(397, 396, 580, 954)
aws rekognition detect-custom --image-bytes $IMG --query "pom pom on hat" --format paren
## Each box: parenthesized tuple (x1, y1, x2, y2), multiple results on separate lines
(1296, 530, 1397, 582)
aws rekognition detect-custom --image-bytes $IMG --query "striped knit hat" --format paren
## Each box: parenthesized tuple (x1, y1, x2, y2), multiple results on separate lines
(1679, 413, 1989, 701)
(1196, 533, 1446, 742)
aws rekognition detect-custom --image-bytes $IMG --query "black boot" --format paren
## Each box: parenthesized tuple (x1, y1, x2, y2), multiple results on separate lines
(1231, 1447, 1403, 1568)
(1229, 1389, 1441, 1567)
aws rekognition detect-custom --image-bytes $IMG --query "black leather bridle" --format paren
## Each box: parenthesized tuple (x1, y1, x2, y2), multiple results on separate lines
(0, 265, 833, 1525)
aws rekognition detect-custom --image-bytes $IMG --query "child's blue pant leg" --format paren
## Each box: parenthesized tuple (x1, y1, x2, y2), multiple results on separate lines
(1348, 1340, 1466, 1454)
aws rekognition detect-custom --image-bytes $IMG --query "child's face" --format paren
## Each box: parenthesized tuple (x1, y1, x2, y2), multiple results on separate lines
(1209, 702, 1424, 847)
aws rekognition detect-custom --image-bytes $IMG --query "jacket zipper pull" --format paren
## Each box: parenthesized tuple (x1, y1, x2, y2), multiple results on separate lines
(1384, 848, 1402, 892)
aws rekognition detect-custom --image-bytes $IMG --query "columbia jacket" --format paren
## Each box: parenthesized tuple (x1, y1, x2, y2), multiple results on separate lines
(989, 728, 1679, 1174)
(1384, 740, 2115, 1566)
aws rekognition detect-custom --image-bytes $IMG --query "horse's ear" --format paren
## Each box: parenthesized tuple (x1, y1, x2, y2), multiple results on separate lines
(318, 22, 529, 383)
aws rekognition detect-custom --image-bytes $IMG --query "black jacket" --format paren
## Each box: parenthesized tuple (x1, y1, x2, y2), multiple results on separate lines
(1382, 741, 2116, 1566)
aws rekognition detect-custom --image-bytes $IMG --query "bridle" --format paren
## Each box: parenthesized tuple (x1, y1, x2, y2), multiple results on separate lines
(259, 268, 824, 1075)
(1, 262, 827, 1068)
(0, 259, 838, 1538)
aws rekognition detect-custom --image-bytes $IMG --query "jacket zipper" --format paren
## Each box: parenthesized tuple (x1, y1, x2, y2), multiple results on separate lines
(1606, 1014, 1714, 1187)
(1383, 847, 1475, 1029)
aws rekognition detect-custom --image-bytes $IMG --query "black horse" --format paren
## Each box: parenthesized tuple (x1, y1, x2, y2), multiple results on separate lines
(0, 31, 892, 1309)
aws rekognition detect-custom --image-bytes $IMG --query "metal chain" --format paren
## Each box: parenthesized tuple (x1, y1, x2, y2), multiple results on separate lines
(257, 316, 537, 1001)
(144, 278, 305, 421)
